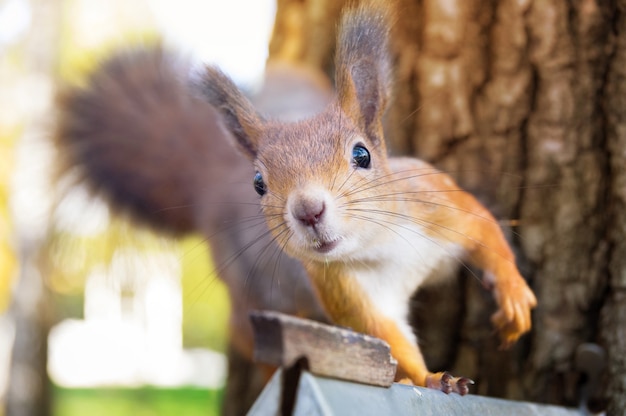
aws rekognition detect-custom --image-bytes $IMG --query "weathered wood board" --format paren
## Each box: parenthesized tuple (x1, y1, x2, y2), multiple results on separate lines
(250, 310, 397, 387)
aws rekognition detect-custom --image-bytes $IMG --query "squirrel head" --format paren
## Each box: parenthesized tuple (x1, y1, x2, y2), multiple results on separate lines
(198, 3, 395, 262)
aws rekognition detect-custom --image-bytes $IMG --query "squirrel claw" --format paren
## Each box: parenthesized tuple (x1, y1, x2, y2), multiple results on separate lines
(425, 371, 474, 395)
(454, 376, 475, 396)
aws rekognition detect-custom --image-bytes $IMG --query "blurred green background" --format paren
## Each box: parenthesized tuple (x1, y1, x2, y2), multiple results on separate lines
(53, 385, 224, 416)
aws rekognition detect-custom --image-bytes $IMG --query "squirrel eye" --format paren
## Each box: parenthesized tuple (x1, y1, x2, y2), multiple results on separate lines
(352, 144, 371, 169)
(253, 172, 267, 196)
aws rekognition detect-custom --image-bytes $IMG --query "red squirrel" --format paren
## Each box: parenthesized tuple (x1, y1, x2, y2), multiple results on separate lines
(197, 2, 537, 394)
(53, 47, 329, 413)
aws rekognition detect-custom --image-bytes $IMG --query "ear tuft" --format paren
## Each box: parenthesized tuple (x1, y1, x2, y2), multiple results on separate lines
(335, 2, 393, 138)
(194, 66, 262, 160)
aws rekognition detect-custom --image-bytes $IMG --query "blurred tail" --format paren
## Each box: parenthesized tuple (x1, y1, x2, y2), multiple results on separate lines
(54, 46, 238, 234)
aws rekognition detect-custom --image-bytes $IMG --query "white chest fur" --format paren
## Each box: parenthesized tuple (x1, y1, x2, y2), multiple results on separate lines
(348, 222, 463, 342)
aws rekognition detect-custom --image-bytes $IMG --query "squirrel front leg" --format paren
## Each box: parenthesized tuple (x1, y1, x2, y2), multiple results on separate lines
(454, 195, 537, 348)
(471, 237, 537, 348)
(373, 315, 473, 395)
(306, 263, 472, 394)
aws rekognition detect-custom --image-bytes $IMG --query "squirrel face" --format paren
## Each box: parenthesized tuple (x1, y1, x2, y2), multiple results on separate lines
(196, 0, 395, 261)
(199, 57, 482, 389)
(197, 3, 395, 263)
(248, 108, 394, 262)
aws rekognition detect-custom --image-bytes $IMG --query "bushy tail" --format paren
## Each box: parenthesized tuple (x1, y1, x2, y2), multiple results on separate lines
(54, 46, 240, 234)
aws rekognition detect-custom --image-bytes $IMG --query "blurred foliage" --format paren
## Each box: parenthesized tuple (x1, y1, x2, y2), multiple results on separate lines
(53, 385, 223, 416)
(56, 27, 161, 86)
(0, 1, 28, 313)
(180, 237, 230, 352)
(0, 126, 18, 313)
(2, 2, 230, 416)
(44, 0, 231, 353)
(47, 215, 231, 352)
(47, 217, 176, 296)
(57, 0, 160, 82)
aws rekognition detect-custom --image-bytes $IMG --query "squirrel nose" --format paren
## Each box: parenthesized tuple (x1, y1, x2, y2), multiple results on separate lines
(292, 197, 325, 227)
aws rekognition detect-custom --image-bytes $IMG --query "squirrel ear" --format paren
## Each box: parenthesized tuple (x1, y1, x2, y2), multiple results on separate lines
(335, 4, 392, 140)
(197, 66, 262, 160)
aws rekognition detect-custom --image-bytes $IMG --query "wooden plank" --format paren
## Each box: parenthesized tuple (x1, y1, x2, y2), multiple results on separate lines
(250, 311, 397, 387)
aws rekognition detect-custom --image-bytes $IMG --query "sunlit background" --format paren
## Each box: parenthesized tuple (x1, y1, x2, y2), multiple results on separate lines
(0, 0, 275, 414)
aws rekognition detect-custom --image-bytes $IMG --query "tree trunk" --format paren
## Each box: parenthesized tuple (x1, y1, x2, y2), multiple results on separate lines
(5, 0, 61, 414)
(270, 0, 623, 411)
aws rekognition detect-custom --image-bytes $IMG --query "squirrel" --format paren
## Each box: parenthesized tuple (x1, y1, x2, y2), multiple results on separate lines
(53, 46, 330, 413)
(197, 2, 537, 395)
(54, 0, 537, 400)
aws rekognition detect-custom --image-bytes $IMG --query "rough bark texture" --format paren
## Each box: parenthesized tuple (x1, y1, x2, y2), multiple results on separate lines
(270, 0, 623, 411)
(604, 0, 626, 413)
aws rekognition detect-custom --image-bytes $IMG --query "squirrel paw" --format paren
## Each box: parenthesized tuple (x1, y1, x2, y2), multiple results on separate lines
(425, 372, 474, 395)
(491, 275, 537, 349)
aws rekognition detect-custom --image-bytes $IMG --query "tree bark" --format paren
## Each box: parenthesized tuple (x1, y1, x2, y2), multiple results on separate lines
(270, 0, 623, 411)
(603, 0, 626, 413)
